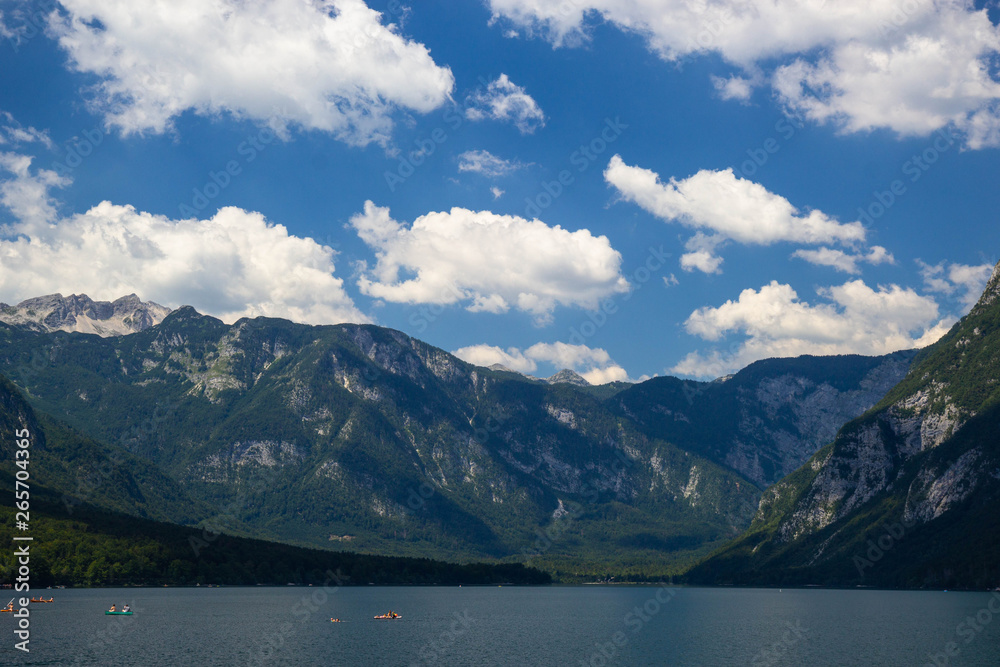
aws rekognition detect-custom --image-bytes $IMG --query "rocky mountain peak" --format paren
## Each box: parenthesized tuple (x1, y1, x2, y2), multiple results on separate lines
(0, 293, 171, 336)
(546, 369, 590, 386)
(971, 258, 1000, 315)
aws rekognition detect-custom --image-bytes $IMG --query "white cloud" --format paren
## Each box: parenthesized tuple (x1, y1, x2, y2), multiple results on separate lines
(490, 186, 505, 199)
(457, 149, 525, 177)
(773, 8, 1000, 146)
(453, 341, 628, 384)
(0, 150, 367, 325)
(465, 74, 546, 134)
(712, 74, 756, 102)
(453, 344, 536, 373)
(488, 1, 1000, 147)
(792, 245, 895, 274)
(605, 155, 864, 272)
(680, 249, 723, 275)
(0, 153, 69, 228)
(47, 0, 454, 145)
(0, 112, 54, 149)
(606, 156, 864, 246)
(671, 279, 950, 378)
(680, 232, 724, 274)
(349, 201, 629, 324)
(918, 259, 995, 309)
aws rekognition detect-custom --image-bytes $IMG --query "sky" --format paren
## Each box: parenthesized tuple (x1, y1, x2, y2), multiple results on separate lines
(0, 0, 999, 383)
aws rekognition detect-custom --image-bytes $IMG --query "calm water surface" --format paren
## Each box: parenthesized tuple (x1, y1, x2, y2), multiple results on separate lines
(2, 586, 999, 665)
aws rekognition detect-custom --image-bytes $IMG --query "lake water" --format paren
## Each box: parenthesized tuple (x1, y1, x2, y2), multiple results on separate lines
(2, 586, 999, 665)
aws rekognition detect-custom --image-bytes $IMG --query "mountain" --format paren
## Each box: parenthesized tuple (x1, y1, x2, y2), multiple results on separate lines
(0, 293, 170, 336)
(0, 309, 763, 576)
(611, 350, 917, 486)
(0, 372, 209, 524)
(0, 373, 548, 587)
(689, 260, 1000, 588)
(0, 294, 922, 579)
(546, 369, 590, 386)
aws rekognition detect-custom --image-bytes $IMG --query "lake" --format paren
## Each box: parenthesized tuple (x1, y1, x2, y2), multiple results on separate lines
(2, 586, 999, 665)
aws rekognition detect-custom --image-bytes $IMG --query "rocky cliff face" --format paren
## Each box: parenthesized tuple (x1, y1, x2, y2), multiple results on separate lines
(613, 351, 916, 486)
(0, 293, 170, 336)
(690, 259, 1000, 588)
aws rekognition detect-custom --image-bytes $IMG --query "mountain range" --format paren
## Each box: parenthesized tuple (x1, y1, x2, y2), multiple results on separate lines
(0, 260, 997, 586)
(690, 260, 1000, 588)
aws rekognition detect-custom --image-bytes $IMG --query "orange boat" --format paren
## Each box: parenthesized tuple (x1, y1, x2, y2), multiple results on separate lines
(30, 598, 54, 603)
(374, 611, 401, 620)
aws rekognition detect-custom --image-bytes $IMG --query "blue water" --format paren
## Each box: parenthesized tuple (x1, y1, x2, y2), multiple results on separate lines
(2, 586, 999, 665)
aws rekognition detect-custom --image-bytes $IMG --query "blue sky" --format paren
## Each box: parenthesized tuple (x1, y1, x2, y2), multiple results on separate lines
(1, 0, 999, 382)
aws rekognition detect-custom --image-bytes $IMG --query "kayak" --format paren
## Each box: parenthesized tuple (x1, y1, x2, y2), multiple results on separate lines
(373, 614, 401, 620)
(106, 611, 133, 615)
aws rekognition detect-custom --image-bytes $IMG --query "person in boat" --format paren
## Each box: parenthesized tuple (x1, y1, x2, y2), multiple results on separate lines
(122, 604, 130, 612)
(3, 602, 12, 612)
(109, 604, 116, 612)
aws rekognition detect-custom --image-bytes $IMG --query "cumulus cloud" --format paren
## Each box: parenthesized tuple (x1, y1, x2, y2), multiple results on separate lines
(918, 259, 995, 309)
(349, 201, 629, 324)
(712, 74, 757, 102)
(605, 155, 864, 272)
(792, 245, 895, 274)
(488, 0, 1000, 147)
(457, 149, 525, 177)
(46, 0, 454, 145)
(465, 74, 546, 134)
(0, 153, 69, 228)
(453, 341, 629, 384)
(671, 279, 950, 378)
(0, 150, 367, 325)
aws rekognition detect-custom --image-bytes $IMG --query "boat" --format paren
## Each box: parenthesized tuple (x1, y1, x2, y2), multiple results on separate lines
(30, 598, 54, 603)
(105, 611, 133, 615)
(373, 612, 401, 620)
(330, 618, 343, 623)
